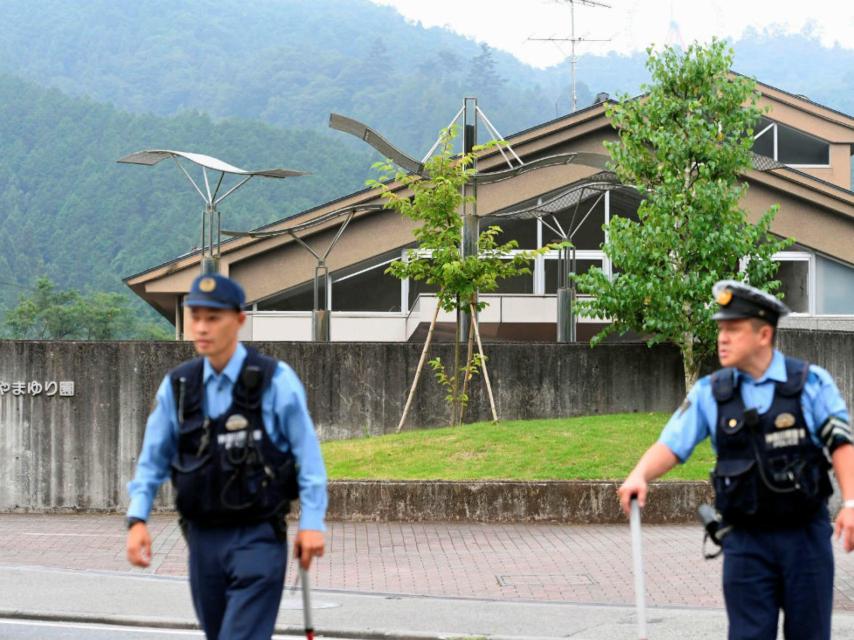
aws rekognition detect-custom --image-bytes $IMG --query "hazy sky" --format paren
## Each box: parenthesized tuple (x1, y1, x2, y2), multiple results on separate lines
(370, 0, 854, 68)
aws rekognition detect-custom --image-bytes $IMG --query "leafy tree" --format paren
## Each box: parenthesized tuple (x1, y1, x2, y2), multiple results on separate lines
(574, 40, 790, 391)
(4, 277, 173, 340)
(465, 43, 505, 104)
(369, 128, 559, 426)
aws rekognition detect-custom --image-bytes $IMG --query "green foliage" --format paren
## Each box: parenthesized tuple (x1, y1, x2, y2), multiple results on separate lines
(4, 277, 173, 340)
(574, 40, 791, 389)
(0, 74, 374, 318)
(369, 129, 556, 314)
(0, 0, 589, 155)
(428, 352, 484, 420)
(368, 128, 561, 424)
(322, 413, 715, 481)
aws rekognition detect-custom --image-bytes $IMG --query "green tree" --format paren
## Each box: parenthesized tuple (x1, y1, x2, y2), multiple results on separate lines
(369, 128, 559, 426)
(574, 40, 790, 391)
(4, 276, 172, 340)
(465, 43, 505, 103)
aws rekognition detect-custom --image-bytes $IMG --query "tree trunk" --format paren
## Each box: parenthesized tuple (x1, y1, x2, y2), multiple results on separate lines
(681, 335, 701, 394)
(451, 295, 461, 426)
(459, 311, 476, 425)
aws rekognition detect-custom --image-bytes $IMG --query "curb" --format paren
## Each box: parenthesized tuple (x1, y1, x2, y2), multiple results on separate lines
(325, 480, 715, 524)
(0, 609, 565, 640)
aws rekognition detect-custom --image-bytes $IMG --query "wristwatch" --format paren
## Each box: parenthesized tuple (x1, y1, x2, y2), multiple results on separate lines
(126, 517, 146, 529)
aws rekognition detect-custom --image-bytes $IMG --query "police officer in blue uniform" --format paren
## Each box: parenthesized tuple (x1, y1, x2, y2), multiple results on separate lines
(125, 273, 328, 640)
(618, 280, 854, 640)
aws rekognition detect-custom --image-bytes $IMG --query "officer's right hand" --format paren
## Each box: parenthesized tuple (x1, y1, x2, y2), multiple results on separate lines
(127, 522, 152, 568)
(617, 474, 648, 516)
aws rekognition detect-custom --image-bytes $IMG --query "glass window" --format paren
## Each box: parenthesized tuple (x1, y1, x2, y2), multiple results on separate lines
(332, 261, 401, 312)
(548, 196, 606, 250)
(544, 259, 601, 293)
(257, 282, 316, 311)
(490, 217, 538, 249)
(493, 266, 534, 294)
(816, 255, 854, 315)
(777, 123, 829, 165)
(751, 117, 829, 165)
(408, 277, 439, 309)
(775, 260, 809, 313)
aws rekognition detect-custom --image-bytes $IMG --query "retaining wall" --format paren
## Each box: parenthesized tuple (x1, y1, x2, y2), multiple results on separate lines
(0, 330, 850, 512)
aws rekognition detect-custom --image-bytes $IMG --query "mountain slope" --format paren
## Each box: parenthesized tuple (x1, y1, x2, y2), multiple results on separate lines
(0, 75, 374, 311)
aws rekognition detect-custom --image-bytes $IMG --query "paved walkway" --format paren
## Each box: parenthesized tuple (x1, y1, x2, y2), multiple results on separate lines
(2, 513, 854, 611)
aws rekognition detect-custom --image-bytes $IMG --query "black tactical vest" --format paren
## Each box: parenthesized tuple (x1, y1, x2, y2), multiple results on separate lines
(711, 356, 832, 528)
(169, 348, 299, 526)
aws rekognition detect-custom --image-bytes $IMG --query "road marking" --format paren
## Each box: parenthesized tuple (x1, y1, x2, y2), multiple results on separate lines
(0, 618, 202, 635)
(0, 618, 342, 639)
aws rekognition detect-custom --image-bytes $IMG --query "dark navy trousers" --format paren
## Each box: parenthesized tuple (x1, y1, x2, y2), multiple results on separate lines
(187, 521, 287, 640)
(722, 507, 834, 640)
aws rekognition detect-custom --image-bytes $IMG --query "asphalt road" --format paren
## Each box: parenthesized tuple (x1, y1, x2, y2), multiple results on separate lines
(0, 618, 339, 640)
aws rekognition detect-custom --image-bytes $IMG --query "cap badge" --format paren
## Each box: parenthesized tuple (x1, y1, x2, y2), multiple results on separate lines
(716, 289, 733, 306)
(225, 414, 249, 431)
(199, 277, 217, 293)
(774, 413, 796, 429)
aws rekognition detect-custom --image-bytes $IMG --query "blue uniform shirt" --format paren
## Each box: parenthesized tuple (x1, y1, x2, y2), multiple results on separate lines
(127, 343, 328, 531)
(660, 350, 850, 462)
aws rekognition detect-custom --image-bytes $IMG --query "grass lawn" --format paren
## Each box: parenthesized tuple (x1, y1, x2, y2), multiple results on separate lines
(321, 413, 715, 481)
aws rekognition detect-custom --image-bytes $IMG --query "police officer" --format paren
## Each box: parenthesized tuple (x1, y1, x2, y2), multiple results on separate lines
(125, 273, 327, 640)
(618, 280, 854, 640)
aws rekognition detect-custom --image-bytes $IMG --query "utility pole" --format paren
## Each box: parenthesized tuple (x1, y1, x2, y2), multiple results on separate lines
(529, 0, 611, 113)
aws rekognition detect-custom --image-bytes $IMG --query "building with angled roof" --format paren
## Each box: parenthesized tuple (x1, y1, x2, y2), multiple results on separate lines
(126, 77, 854, 341)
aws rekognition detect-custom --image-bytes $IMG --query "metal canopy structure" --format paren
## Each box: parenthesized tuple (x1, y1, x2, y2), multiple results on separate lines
(329, 115, 425, 176)
(487, 171, 643, 342)
(224, 204, 384, 341)
(118, 149, 308, 274)
(472, 151, 609, 185)
(328, 103, 620, 343)
(329, 100, 529, 343)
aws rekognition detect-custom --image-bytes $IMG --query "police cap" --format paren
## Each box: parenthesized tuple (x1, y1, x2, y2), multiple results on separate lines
(712, 280, 790, 326)
(184, 273, 246, 311)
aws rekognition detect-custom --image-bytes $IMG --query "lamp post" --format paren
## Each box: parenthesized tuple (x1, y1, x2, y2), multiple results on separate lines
(118, 149, 307, 274)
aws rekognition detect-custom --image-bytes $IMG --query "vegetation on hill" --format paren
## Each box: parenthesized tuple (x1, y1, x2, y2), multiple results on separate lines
(0, 74, 374, 321)
(0, 0, 586, 155)
(0, 0, 851, 331)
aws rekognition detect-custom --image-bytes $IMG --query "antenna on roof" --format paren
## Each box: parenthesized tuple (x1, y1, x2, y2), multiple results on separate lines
(528, 0, 611, 113)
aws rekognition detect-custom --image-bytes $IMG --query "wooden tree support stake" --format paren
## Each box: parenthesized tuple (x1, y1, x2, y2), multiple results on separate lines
(396, 302, 441, 433)
(470, 303, 498, 423)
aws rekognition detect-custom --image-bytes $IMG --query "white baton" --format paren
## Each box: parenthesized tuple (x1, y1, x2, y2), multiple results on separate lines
(630, 497, 648, 639)
(299, 566, 315, 640)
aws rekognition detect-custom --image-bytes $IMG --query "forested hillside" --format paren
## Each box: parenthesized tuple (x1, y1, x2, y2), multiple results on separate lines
(0, 75, 373, 313)
(0, 0, 582, 154)
(0, 0, 852, 334)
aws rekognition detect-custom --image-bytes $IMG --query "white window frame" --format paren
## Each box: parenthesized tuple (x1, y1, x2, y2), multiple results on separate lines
(754, 119, 831, 169)
(772, 251, 815, 315)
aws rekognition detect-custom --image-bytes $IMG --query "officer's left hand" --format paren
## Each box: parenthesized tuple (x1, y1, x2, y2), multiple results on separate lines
(835, 507, 854, 552)
(294, 530, 325, 570)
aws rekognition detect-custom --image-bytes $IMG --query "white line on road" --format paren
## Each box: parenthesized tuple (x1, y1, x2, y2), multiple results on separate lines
(0, 618, 203, 635)
(0, 618, 345, 639)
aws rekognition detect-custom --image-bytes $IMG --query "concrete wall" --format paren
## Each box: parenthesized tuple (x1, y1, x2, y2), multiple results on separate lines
(325, 480, 714, 524)
(0, 331, 851, 512)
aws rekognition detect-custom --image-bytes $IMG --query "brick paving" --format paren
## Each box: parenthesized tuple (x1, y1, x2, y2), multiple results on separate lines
(2, 513, 854, 611)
